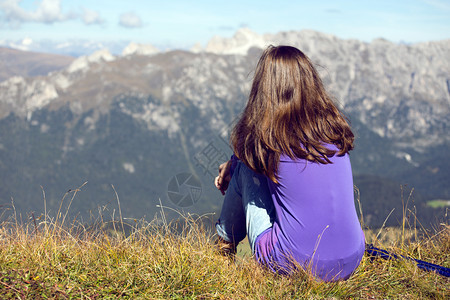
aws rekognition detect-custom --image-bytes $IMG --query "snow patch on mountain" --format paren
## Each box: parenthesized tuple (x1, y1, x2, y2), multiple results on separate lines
(123, 162, 135, 173)
(0, 76, 58, 116)
(122, 42, 159, 56)
(67, 49, 115, 73)
(52, 73, 72, 90)
(118, 100, 180, 138)
(0, 76, 27, 106)
(394, 151, 419, 167)
(204, 28, 272, 55)
(25, 80, 59, 111)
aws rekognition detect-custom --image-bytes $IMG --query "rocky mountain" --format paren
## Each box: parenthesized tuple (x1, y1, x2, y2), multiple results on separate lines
(205, 29, 450, 149)
(0, 29, 448, 227)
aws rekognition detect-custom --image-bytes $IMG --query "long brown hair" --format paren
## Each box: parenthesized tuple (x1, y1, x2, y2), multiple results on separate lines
(230, 45, 354, 183)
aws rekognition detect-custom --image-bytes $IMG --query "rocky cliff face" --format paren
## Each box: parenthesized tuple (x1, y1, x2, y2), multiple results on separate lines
(205, 29, 450, 148)
(2, 29, 448, 149)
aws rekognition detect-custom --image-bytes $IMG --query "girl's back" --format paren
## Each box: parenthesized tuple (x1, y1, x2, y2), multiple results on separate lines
(256, 149, 365, 281)
(218, 45, 365, 281)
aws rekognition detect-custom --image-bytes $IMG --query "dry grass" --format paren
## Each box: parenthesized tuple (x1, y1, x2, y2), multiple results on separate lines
(0, 188, 448, 299)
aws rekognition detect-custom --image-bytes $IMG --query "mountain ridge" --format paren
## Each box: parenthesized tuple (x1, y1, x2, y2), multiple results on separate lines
(1, 29, 448, 149)
(0, 47, 75, 82)
(0, 29, 448, 226)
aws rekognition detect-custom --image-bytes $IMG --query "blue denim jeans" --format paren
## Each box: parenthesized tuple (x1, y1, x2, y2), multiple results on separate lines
(216, 161, 275, 253)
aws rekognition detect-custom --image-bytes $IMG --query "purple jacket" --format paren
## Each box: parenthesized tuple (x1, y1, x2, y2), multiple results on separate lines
(252, 149, 365, 281)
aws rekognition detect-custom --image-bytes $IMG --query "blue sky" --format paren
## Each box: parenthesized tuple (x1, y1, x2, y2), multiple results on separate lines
(0, 0, 449, 51)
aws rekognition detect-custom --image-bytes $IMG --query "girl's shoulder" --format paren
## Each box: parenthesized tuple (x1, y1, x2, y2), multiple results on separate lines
(280, 143, 340, 163)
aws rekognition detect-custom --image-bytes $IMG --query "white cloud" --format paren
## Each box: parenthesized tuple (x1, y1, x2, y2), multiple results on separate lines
(0, 0, 75, 27)
(6, 37, 34, 51)
(119, 12, 143, 28)
(82, 8, 104, 25)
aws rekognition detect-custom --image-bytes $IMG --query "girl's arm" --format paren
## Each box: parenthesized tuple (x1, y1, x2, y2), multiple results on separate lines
(214, 155, 239, 195)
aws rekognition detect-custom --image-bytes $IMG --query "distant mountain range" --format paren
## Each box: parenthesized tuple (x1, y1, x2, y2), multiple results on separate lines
(0, 47, 74, 82)
(0, 39, 131, 57)
(0, 29, 448, 228)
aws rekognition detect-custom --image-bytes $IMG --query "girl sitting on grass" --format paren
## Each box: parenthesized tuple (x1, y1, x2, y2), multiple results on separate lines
(214, 45, 365, 281)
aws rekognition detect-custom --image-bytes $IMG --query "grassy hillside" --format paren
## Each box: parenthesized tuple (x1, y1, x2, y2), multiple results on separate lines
(353, 175, 447, 229)
(0, 47, 74, 81)
(0, 192, 448, 299)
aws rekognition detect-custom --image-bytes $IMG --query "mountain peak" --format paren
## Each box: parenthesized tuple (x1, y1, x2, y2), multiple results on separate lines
(204, 27, 270, 55)
(122, 42, 159, 56)
(67, 49, 115, 73)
